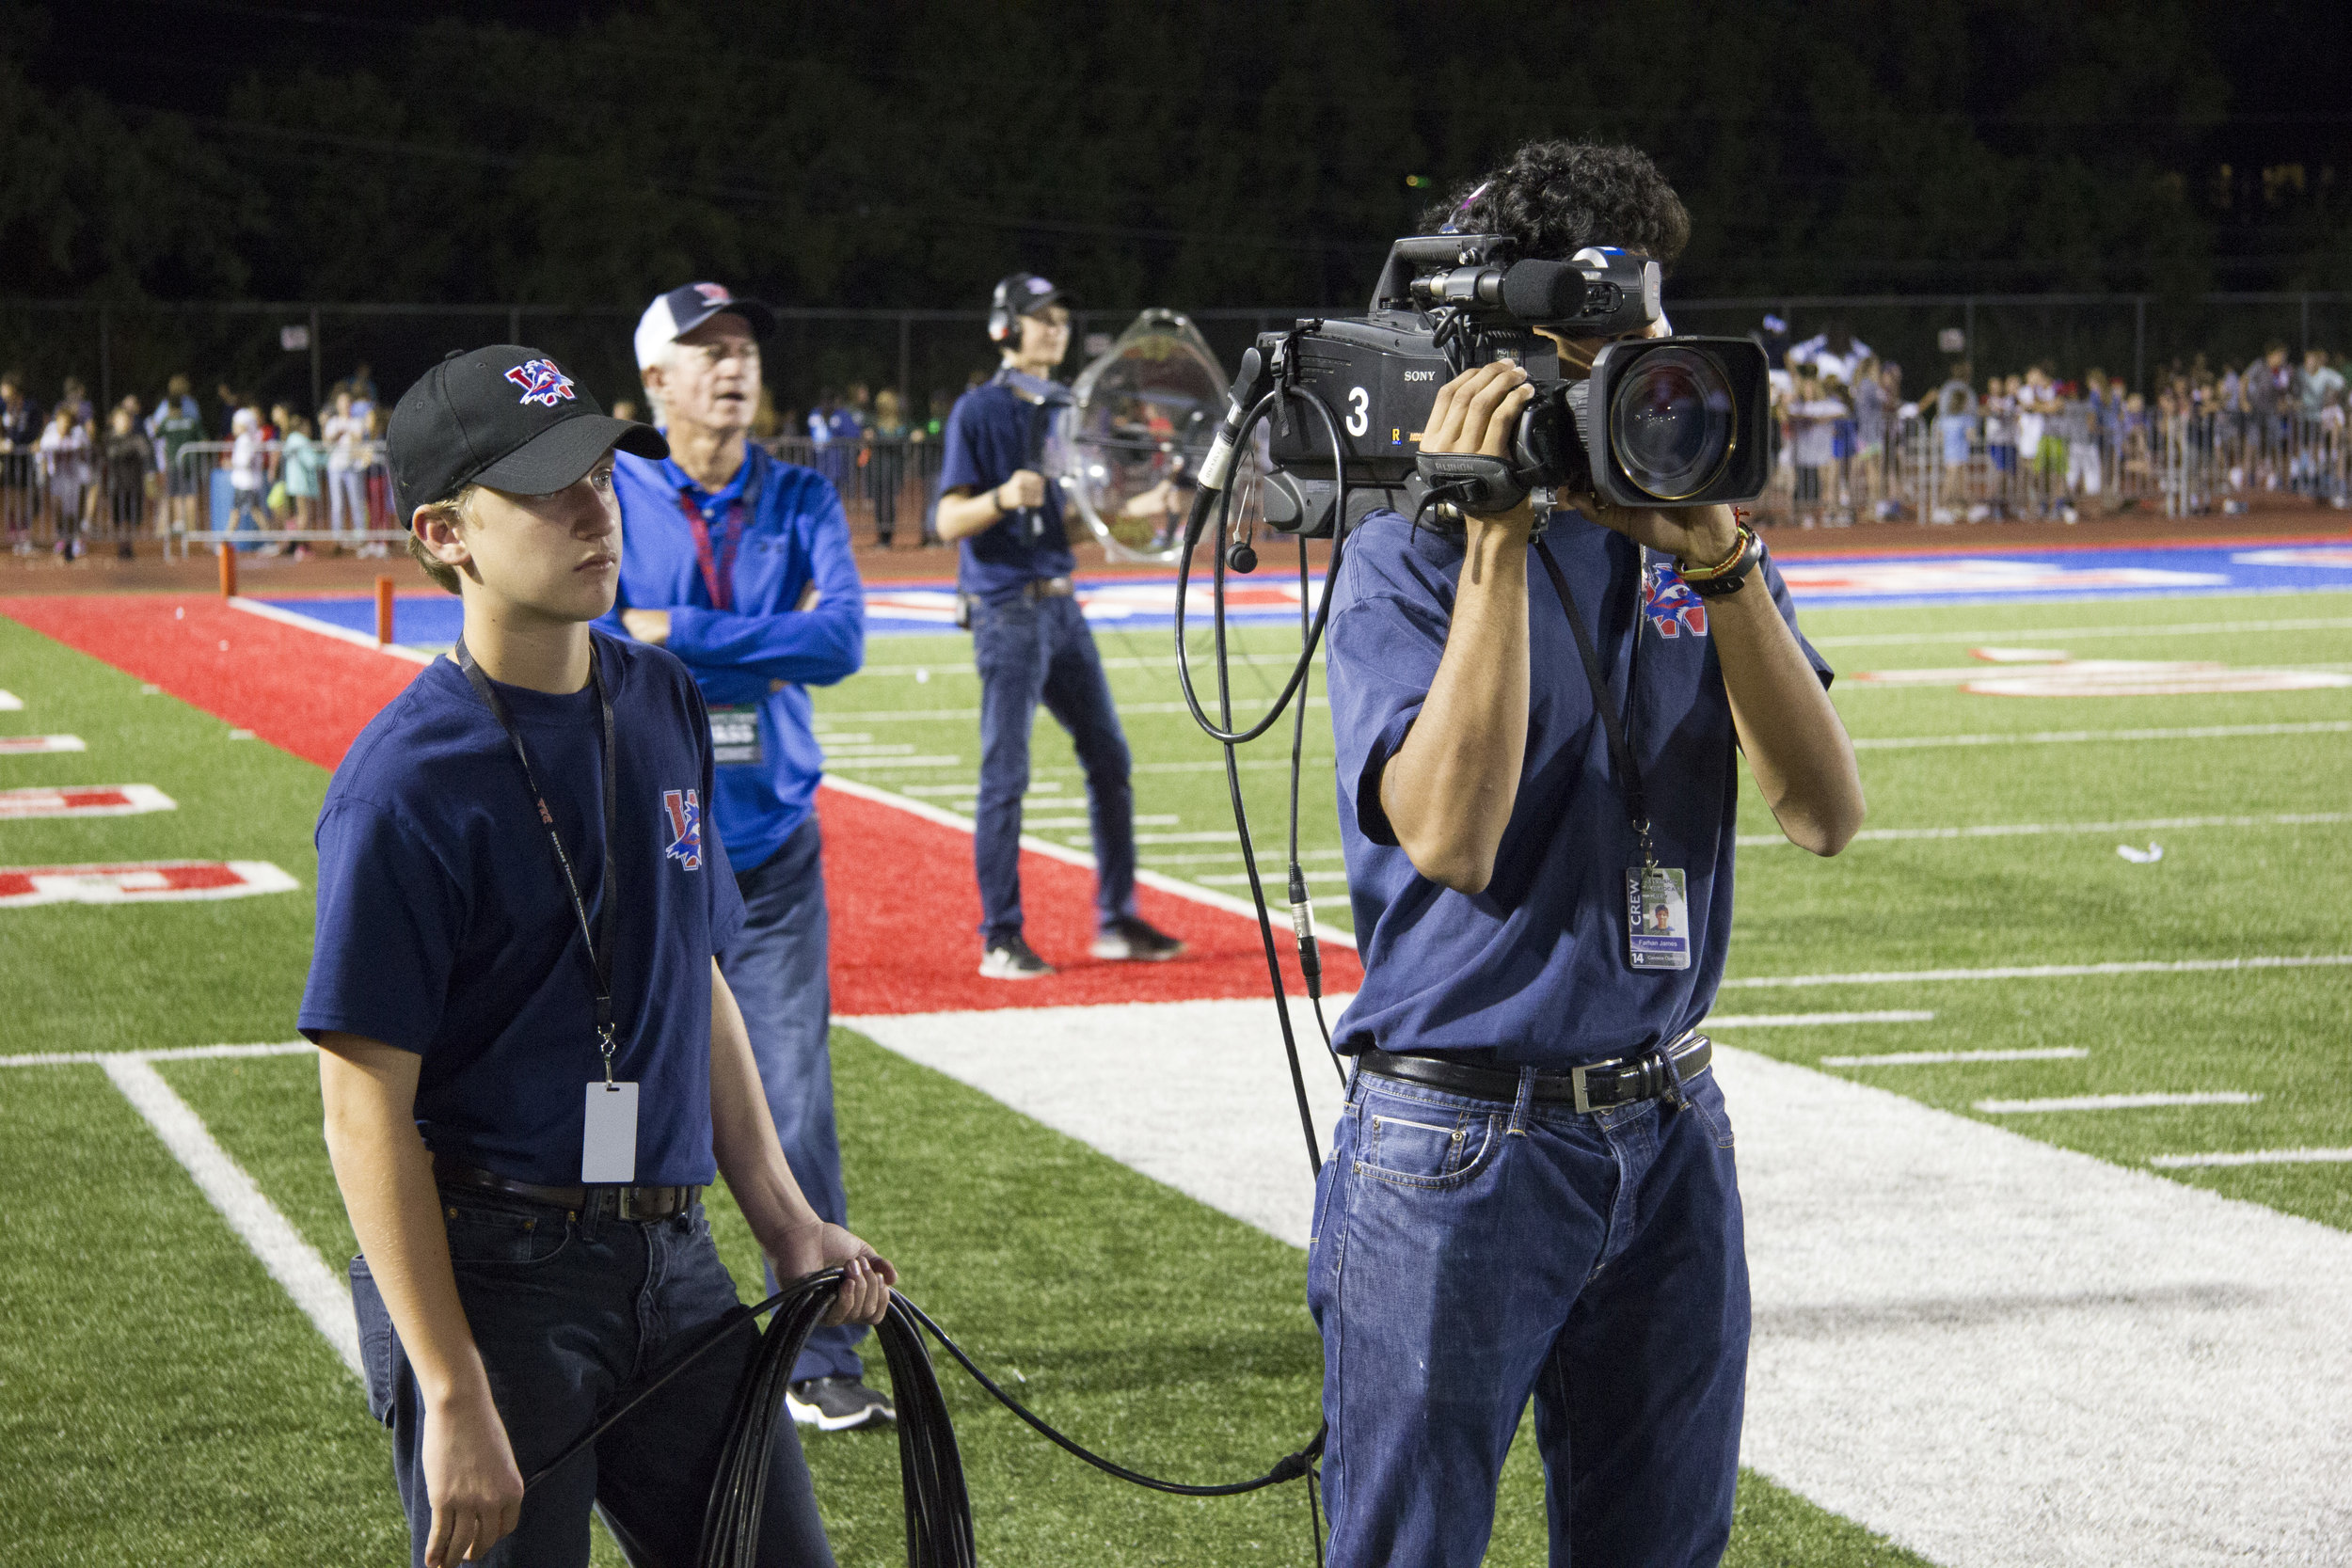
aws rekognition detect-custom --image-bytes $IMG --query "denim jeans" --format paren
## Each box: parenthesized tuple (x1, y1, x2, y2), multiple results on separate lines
(1307, 1062, 1748, 1568)
(970, 591, 1136, 942)
(721, 816, 864, 1384)
(351, 1193, 834, 1568)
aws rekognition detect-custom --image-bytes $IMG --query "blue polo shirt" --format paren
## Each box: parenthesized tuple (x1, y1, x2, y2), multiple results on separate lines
(599, 444, 865, 875)
(1326, 509, 1831, 1067)
(939, 380, 1074, 599)
(299, 636, 744, 1186)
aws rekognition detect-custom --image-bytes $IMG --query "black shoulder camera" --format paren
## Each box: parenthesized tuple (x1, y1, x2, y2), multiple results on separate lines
(1208, 234, 1769, 536)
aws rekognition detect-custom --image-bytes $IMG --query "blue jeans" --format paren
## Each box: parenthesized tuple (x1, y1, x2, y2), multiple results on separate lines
(721, 816, 864, 1384)
(970, 591, 1136, 942)
(352, 1193, 833, 1568)
(1308, 1063, 1749, 1568)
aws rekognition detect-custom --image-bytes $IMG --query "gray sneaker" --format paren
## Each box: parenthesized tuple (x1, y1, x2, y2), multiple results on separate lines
(1091, 916, 1186, 962)
(786, 1375, 895, 1432)
(978, 934, 1056, 979)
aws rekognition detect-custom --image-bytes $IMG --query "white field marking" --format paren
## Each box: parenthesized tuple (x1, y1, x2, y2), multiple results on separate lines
(1026, 814, 1180, 830)
(1129, 830, 1240, 845)
(856, 654, 1330, 676)
(1851, 720, 2352, 752)
(228, 729, 256, 740)
(1152, 847, 1348, 869)
(1, 1039, 312, 1069)
(1124, 756, 1336, 775)
(1720, 953, 2352, 989)
(1821, 1047, 2089, 1068)
(824, 755, 964, 768)
(0, 783, 176, 818)
(0, 734, 85, 754)
(226, 594, 437, 665)
(822, 743, 916, 757)
(1705, 1010, 1935, 1028)
(1736, 811, 2352, 847)
(844, 1002, 2352, 1565)
(1848, 657, 2352, 688)
(1809, 613, 2352, 650)
(0, 860, 300, 908)
(2151, 1148, 2352, 1168)
(818, 774, 1359, 950)
(898, 780, 1058, 796)
(817, 698, 1330, 723)
(0, 689, 22, 710)
(99, 1054, 360, 1378)
(1975, 1091, 2261, 1115)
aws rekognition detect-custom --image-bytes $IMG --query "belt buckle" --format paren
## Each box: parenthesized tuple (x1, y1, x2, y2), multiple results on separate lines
(617, 1186, 649, 1222)
(1569, 1055, 1623, 1115)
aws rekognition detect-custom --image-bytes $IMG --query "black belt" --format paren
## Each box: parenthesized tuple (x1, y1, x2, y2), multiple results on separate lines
(1356, 1032, 1711, 1115)
(433, 1155, 699, 1222)
(1021, 576, 1074, 601)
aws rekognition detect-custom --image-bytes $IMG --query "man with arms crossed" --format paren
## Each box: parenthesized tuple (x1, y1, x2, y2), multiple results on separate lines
(934, 272, 1184, 978)
(1311, 141, 1865, 1567)
(304, 344, 892, 1566)
(601, 282, 891, 1431)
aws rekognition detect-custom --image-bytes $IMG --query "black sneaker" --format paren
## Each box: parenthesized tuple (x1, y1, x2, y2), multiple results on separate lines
(978, 934, 1056, 980)
(1091, 915, 1186, 962)
(786, 1375, 895, 1432)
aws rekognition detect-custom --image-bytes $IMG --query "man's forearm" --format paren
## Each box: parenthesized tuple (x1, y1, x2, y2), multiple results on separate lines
(318, 1039, 494, 1412)
(934, 485, 1004, 542)
(1376, 521, 1532, 894)
(1710, 582, 1864, 855)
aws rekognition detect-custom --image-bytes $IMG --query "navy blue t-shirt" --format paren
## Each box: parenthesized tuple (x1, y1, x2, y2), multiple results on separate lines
(299, 636, 744, 1185)
(1326, 509, 1831, 1067)
(939, 380, 1075, 599)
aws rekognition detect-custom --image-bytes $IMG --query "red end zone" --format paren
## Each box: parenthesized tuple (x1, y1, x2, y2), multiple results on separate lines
(0, 592, 1359, 1015)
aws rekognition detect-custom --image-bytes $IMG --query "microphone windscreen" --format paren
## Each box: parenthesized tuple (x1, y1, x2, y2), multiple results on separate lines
(1500, 261, 1589, 322)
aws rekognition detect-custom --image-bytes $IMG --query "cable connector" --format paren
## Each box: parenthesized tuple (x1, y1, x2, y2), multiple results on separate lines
(1288, 863, 1322, 999)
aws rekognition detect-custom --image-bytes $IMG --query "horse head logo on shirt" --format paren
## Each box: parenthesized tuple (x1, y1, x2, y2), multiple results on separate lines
(503, 358, 578, 409)
(661, 788, 703, 872)
(1643, 564, 1710, 640)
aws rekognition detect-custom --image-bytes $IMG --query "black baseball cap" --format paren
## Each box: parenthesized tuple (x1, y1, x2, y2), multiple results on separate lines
(388, 344, 668, 527)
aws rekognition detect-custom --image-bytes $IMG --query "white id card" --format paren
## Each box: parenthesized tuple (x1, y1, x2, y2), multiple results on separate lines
(1626, 866, 1692, 971)
(581, 1081, 640, 1183)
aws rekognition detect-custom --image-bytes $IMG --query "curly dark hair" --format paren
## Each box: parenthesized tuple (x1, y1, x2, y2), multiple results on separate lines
(1422, 140, 1690, 266)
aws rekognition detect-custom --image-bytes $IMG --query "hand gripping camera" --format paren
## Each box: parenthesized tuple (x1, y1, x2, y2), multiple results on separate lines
(1197, 234, 1770, 536)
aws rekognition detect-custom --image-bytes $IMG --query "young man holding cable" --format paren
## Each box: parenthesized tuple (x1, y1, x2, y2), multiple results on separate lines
(934, 272, 1184, 979)
(600, 282, 893, 1433)
(1311, 142, 1865, 1568)
(303, 343, 893, 1567)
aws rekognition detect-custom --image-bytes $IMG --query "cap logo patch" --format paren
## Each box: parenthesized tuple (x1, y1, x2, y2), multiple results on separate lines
(503, 358, 577, 408)
(693, 283, 733, 306)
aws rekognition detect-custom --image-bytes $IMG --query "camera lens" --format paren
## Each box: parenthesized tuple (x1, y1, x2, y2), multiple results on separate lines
(1609, 347, 1737, 500)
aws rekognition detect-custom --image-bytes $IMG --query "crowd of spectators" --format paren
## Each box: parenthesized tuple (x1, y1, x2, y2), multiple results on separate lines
(1753, 318, 2349, 527)
(0, 362, 399, 562)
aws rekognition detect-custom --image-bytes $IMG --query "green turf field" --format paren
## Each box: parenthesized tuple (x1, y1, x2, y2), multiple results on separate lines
(2, 588, 2346, 1564)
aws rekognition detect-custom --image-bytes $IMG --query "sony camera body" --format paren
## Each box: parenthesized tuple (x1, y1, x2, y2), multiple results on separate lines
(1246, 234, 1770, 536)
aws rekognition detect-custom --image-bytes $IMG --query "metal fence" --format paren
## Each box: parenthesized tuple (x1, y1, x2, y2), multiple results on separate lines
(1745, 406, 2349, 530)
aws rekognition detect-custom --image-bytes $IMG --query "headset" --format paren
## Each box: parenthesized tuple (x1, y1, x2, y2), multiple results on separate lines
(988, 272, 1064, 344)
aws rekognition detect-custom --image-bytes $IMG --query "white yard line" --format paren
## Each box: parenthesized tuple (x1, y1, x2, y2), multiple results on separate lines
(1706, 1010, 1934, 1028)
(1976, 1091, 2261, 1114)
(1, 1039, 312, 1069)
(98, 1054, 359, 1379)
(1720, 953, 2352, 989)
(844, 999, 2352, 1567)
(1810, 614, 2352, 650)
(0, 689, 22, 709)
(818, 698, 1330, 723)
(2151, 1148, 2352, 1168)
(1822, 1047, 2089, 1068)
(1739, 811, 2351, 847)
(1851, 720, 2351, 752)
(226, 594, 436, 666)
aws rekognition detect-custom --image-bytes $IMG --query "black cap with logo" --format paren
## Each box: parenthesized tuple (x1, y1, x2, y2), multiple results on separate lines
(388, 344, 669, 528)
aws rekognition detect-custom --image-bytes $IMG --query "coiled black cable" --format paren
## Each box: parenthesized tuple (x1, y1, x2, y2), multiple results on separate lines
(522, 1271, 1323, 1567)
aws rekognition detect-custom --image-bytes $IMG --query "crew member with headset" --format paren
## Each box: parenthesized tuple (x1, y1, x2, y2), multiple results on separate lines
(1311, 141, 1865, 1566)
(303, 344, 893, 1566)
(597, 282, 893, 1433)
(934, 273, 1185, 978)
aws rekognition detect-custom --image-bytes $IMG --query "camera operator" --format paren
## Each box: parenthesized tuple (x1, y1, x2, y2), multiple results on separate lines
(933, 273, 1184, 978)
(1309, 142, 1864, 1568)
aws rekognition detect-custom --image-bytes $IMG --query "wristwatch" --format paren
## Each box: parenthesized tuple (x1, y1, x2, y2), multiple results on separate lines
(1677, 524, 1763, 598)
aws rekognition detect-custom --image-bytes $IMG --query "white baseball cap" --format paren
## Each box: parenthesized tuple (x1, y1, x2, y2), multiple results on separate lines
(633, 282, 778, 371)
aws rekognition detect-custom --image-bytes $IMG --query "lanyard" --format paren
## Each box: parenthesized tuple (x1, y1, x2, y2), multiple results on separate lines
(675, 459, 762, 611)
(453, 635, 623, 1083)
(1532, 537, 1656, 872)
